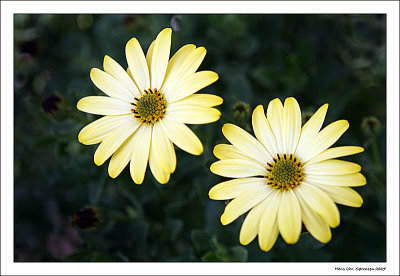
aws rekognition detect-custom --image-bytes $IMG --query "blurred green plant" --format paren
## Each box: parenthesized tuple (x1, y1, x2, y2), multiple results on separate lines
(191, 229, 248, 261)
(14, 14, 386, 262)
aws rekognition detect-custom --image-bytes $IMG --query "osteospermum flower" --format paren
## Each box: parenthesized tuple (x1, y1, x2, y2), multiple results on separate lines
(209, 97, 366, 252)
(77, 28, 222, 184)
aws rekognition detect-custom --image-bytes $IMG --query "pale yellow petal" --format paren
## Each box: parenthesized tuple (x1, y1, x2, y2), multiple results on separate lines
(301, 120, 349, 163)
(213, 144, 245, 160)
(77, 96, 131, 116)
(166, 104, 220, 124)
(266, 98, 284, 153)
(282, 97, 302, 154)
(303, 159, 361, 175)
(78, 115, 134, 145)
(258, 191, 281, 251)
(90, 68, 135, 102)
(165, 94, 222, 109)
(310, 183, 363, 207)
(209, 177, 267, 200)
(220, 185, 270, 225)
(175, 94, 223, 107)
(146, 41, 155, 74)
(294, 188, 332, 243)
(213, 144, 262, 165)
(127, 67, 134, 80)
(151, 122, 176, 173)
(130, 124, 151, 184)
(161, 44, 196, 88)
(260, 220, 279, 252)
(239, 196, 270, 246)
(159, 116, 203, 155)
(296, 183, 340, 228)
(278, 190, 302, 244)
(181, 47, 206, 75)
(210, 159, 267, 178)
(94, 121, 140, 166)
(252, 105, 278, 159)
(103, 55, 141, 98)
(125, 37, 150, 91)
(306, 146, 364, 165)
(108, 130, 139, 178)
(295, 104, 328, 160)
(222, 123, 270, 164)
(161, 47, 206, 96)
(166, 71, 219, 103)
(305, 173, 366, 187)
(150, 28, 172, 89)
(149, 138, 171, 184)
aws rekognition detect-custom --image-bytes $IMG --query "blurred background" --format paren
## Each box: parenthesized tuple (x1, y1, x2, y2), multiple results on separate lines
(14, 14, 386, 262)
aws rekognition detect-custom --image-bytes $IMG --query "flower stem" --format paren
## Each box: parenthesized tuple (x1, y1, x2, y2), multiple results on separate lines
(371, 138, 382, 170)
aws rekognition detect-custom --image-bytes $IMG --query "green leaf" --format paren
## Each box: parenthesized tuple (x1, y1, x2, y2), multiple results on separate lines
(191, 229, 213, 252)
(64, 248, 93, 261)
(90, 251, 116, 261)
(201, 251, 220, 262)
(213, 239, 229, 261)
(167, 219, 184, 240)
(228, 246, 248, 262)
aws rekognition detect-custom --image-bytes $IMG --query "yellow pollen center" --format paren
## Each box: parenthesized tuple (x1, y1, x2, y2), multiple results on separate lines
(265, 153, 303, 191)
(131, 88, 166, 125)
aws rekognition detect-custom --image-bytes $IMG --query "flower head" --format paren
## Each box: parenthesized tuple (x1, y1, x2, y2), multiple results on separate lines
(71, 207, 104, 230)
(77, 28, 222, 184)
(361, 116, 382, 137)
(42, 94, 62, 115)
(209, 97, 366, 252)
(231, 101, 251, 124)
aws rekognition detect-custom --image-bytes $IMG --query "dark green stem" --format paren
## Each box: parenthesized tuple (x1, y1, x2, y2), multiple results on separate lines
(371, 138, 382, 170)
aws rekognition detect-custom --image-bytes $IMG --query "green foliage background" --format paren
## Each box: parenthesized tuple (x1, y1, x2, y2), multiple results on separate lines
(14, 14, 386, 262)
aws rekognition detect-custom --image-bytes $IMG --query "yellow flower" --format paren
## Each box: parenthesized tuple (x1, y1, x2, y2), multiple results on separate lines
(209, 97, 366, 252)
(77, 28, 221, 184)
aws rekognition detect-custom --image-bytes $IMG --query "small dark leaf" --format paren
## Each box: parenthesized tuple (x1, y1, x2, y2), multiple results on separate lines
(228, 246, 248, 262)
(201, 251, 220, 262)
(167, 219, 184, 240)
(191, 230, 213, 253)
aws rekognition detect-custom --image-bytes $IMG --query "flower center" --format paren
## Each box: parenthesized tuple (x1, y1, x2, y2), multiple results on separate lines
(130, 88, 166, 125)
(265, 154, 303, 192)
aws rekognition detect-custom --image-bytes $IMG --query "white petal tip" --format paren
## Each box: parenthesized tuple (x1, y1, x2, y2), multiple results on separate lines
(209, 163, 216, 173)
(220, 214, 230, 225)
(209, 71, 219, 81)
(108, 173, 118, 179)
(76, 100, 84, 111)
(221, 123, 232, 133)
(126, 38, 138, 50)
(192, 147, 203, 156)
(239, 238, 251, 246)
(331, 222, 340, 229)
(89, 68, 100, 79)
(208, 191, 216, 200)
(282, 236, 300, 245)
(133, 177, 143, 185)
(161, 27, 172, 34)
(271, 98, 282, 104)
